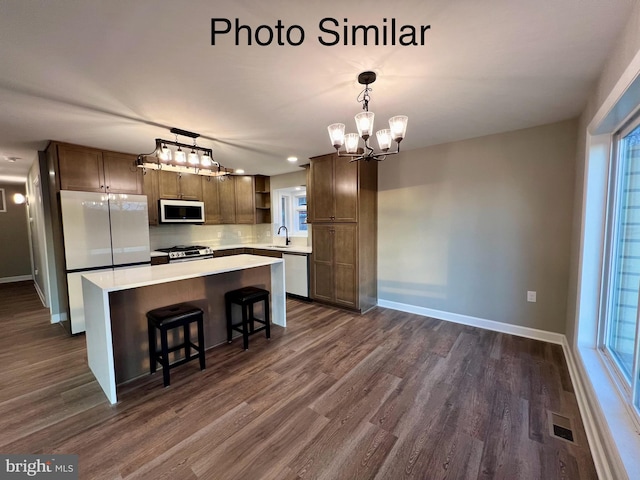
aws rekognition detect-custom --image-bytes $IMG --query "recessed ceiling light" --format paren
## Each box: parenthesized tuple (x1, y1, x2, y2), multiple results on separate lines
(4, 156, 21, 162)
(287, 156, 298, 163)
(235, 169, 245, 174)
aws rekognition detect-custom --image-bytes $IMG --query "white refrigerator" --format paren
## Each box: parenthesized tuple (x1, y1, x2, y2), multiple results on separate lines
(60, 190, 150, 334)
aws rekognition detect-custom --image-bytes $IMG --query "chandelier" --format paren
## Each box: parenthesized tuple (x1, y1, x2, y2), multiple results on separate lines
(327, 71, 408, 162)
(137, 128, 232, 176)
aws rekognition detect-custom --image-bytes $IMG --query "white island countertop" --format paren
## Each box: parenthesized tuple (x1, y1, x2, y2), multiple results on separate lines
(82, 254, 285, 404)
(83, 254, 283, 292)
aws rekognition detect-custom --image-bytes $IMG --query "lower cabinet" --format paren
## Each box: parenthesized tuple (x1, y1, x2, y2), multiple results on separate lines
(312, 223, 357, 309)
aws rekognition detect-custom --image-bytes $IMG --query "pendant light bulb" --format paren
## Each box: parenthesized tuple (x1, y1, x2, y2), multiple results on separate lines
(200, 152, 212, 167)
(175, 146, 186, 163)
(158, 143, 172, 162)
(188, 149, 200, 166)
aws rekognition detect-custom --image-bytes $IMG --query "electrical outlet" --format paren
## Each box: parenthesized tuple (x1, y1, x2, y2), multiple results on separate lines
(527, 291, 537, 302)
(217, 232, 222, 238)
(238, 231, 242, 237)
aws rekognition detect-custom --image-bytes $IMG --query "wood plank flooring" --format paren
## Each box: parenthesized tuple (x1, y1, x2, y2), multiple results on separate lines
(0, 281, 598, 479)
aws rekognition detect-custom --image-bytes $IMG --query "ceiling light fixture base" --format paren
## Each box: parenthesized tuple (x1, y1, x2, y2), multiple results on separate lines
(357, 71, 377, 85)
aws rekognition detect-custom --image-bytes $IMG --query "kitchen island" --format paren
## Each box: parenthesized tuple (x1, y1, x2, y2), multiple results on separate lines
(82, 254, 285, 404)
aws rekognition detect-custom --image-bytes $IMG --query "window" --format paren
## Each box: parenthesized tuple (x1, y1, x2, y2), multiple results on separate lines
(273, 186, 307, 237)
(602, 115, 640, 415)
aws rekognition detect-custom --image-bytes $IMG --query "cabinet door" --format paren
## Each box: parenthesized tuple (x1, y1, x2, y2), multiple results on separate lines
(334, 224, 358, 308)
(158, 171, 180, 199)
(334, 156, 358, 222)
(311, 225, 335, 303)
(102, 152, 142, 194)
(252, 249, 282, 258)
(309, 154, 335, 222)
(235, 175, 255, 224)
(218, 176, 236, 224)
(142, 169, 159, 225)
(202, 176, 221, 224)
(179, 172, 203, 200)
(57, 144, 105, 192)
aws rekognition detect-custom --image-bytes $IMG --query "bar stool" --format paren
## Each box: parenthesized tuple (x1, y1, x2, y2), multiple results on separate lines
(147, 303, 205, 387)
(225, 286, 270, 350)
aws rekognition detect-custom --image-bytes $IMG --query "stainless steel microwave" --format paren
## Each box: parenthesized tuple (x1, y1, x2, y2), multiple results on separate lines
(159, 199, 205, 224)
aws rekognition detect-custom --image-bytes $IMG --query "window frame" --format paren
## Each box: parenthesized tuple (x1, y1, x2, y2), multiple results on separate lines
(599, 112, 640, 420)
(272, 186, 307, 238)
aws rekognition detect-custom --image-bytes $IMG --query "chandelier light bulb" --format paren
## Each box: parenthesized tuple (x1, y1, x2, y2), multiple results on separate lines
(376, 129, 392, 151)
(389, 115, 408, 142)
(328, 123, 346, 149)
(344, 133, 360, 153)
(355, 111, 375, 140)
(175, 146, 186, 163)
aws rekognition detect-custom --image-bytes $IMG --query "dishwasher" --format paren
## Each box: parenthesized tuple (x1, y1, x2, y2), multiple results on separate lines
(282, 253, 309, 298)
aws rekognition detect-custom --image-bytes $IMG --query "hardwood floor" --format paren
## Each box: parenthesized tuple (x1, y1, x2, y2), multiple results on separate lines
(0, 281, 597, 479)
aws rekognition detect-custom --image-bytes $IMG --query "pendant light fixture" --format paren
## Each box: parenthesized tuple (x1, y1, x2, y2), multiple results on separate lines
(136, 127, 233, 177)
(327, 71, 408, 161)
(174, 145, 186, 163)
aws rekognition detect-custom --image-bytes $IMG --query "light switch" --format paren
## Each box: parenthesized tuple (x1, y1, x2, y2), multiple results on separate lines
(527, 291, 537, 302)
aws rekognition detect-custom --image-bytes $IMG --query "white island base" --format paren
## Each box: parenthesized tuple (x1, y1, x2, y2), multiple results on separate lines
(82, 255, 285, 404)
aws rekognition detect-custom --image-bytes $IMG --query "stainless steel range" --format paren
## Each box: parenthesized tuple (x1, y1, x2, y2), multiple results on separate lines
(155, 245, 215, 263)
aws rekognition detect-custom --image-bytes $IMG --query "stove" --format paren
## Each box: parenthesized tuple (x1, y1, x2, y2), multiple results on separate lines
(155, 245, 215, 262)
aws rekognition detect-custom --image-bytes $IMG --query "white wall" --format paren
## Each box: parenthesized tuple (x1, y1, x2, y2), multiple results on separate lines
(378, 119, 578, 333)
(0, 182, 31, 281)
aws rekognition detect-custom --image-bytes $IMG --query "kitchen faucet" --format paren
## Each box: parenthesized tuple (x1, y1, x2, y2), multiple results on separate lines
(277, 225, 291, 245)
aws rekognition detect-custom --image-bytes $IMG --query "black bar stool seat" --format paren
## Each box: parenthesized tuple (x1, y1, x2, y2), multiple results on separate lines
(225, 286, 270, 350)
(147, 302, 205, 387)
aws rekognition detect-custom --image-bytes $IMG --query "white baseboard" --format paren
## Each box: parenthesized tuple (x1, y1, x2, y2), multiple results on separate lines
(0, 274, 33, 284)
(33, 280, 47, 307)
(50, 312, 67, 324)
(377, 299, 617, 478)
(377, 299, 565, 344)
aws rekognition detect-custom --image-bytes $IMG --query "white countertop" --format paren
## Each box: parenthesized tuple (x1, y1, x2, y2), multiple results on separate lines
(83, 254, 282, 292)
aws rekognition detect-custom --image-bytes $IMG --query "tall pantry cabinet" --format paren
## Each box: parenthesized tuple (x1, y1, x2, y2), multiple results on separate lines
(307, 152, 377, 312)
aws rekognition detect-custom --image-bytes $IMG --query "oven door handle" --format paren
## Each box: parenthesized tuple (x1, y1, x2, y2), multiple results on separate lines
(170, 255, 214, 263)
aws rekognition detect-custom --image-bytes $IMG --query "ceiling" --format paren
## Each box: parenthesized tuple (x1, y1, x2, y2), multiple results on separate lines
(0, 0, 633, 183)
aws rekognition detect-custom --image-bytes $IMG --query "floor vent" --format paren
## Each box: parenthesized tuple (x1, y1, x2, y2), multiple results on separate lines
(549, 412, 575, 444)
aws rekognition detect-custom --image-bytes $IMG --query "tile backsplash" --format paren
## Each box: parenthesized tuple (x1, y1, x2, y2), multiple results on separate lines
(148, 223, 310, 250)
